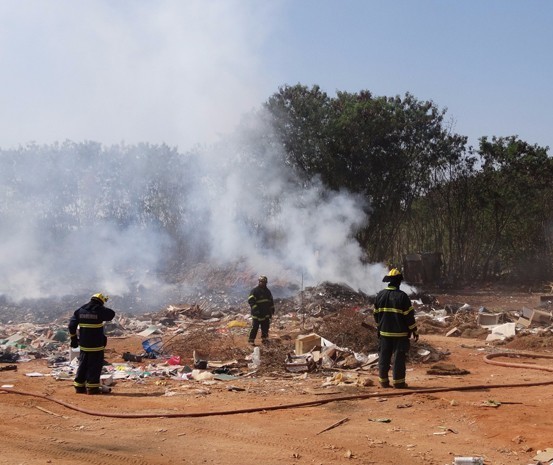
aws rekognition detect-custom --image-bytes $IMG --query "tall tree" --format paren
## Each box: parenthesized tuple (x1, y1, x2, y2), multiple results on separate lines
(264, 85, 468, 263)
(475, 136, 553, 281)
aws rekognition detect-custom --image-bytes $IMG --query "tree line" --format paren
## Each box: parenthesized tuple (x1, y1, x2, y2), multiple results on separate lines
(1, 84, 551, 289)
(261, 84, 553, 286)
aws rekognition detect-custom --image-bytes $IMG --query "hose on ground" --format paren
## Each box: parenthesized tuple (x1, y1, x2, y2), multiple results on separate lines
(1, 350, 552, 418)
(483, 350, 553, 371)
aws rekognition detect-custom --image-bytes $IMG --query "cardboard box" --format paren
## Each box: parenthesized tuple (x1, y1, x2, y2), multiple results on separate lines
(295, 333, 322, 355)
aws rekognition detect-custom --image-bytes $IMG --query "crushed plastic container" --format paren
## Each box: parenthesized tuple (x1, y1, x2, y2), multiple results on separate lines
(168, 355, 181, 366)
(453, 457, 483, 465)
(142, 337, 163, 355)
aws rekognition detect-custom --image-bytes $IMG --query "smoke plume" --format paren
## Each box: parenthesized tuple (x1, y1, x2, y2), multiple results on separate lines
(0, 2, 402, 310)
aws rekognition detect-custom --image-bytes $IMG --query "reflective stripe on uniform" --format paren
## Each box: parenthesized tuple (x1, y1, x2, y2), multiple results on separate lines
(379, 331, 409, 337)
(79, 346, 105, 352)
(374, 307, 413, 316)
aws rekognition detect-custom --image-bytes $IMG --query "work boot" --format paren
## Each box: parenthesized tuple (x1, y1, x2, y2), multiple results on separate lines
(379, 381, 391, 388)
(393, 382, 409, 389)
(248, 339, 255, 346)
(261, 338, 269, 345)
(75, 386, 87, 394)
(87, 387, 101, 395)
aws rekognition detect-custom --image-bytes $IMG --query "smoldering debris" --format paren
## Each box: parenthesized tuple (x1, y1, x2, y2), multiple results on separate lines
(6, 274, 553, 376)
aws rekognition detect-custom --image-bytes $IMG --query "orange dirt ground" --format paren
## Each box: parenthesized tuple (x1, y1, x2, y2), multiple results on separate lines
(2, 290, 553, 465)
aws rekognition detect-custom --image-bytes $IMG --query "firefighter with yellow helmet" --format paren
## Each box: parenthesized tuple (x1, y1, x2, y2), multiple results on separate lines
(68, 293, 115, 394)
(373, 268, 418, 389)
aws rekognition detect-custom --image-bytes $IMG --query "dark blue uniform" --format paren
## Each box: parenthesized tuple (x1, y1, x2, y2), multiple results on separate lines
(248, 284, 275, 343)
(68, 297, 115, 394)
(374, 284, 417, 387)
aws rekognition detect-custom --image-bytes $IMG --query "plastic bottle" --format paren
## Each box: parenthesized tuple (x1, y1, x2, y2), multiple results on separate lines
(453, 457, 483, 465)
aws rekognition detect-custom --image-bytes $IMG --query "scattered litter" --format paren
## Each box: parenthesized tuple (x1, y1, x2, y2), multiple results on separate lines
(0, 365, 17, 372)
(316, 417, 349, 435)
(137, 326, 162, 337)
(227, 385, 245, 392)
(226, 320, 248, 328)
(533, 448, 553, 462)
(435, 426, 458, 434)
(480, 399, 501, 408)
(453, 457, 483, 465)
(142, 336, 163, 356)
(122, 352, 142, 363)
(285, 353, 316, 373)
(368, 418, 391, 423)
(396, 403, 412, 409)
(35, 406, 66, 418)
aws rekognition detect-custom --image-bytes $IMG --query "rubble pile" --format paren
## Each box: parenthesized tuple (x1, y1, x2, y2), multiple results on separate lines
(4, 271, 553, 392)
(313, 308, 378, 353)
(297, 281, 372, 315)
(414, 294, 553, 348)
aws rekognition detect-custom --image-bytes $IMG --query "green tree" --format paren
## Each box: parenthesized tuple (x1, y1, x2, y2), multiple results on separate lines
(475, 136, 553, 282)
(264, 85, 468, 263)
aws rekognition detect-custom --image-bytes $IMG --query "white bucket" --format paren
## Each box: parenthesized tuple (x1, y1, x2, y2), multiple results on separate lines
(69, 348, 80, 362)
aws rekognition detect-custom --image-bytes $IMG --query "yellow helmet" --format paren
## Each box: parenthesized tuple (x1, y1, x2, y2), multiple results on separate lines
(383, 268, 403, 282)
(91, 293, 109, 304)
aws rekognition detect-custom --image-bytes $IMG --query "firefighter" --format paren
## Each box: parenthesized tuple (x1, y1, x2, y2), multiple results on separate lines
(247, 275, 275, 345)
(373, 268, 419, 388)
(68, 293, 115, 394)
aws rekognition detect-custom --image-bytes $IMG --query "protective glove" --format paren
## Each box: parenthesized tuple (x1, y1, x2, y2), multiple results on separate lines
(70, 336, 79, 348)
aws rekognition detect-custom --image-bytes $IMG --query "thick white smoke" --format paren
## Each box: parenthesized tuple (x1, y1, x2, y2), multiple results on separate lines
(0, 1, 403, 307)
(0, 129, 396, 305)
(201, 121, 390, 293)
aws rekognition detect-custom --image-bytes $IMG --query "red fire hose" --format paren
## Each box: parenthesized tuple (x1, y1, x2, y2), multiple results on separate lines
(1, 350, 553, 418)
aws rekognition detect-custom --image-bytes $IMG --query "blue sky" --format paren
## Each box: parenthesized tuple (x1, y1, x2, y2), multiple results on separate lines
(0, 0, 551, 152)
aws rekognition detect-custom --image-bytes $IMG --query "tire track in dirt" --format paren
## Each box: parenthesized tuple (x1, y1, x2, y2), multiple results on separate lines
(183, 421, 347, 462)
(0, 428, 151, 465)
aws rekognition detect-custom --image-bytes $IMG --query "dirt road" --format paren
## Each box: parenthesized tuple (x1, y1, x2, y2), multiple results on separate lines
(2, 329, 553, 465)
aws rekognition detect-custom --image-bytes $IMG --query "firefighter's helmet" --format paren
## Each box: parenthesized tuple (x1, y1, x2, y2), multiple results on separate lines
(383, 268, 403, 282)
(91, 293, 109, 304)
(258, 275, 268, 283)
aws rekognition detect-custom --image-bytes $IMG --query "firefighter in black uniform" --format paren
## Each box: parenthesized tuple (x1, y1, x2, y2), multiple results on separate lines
(68, 293, 115, 394)
(247, 275, 275, 345)
(373, 269, 418, 389)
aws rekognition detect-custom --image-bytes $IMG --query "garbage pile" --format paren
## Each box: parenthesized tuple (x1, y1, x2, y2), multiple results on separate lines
(276, 281, 373, 317)
(414, 294, 553, 347)
(4, 278, 553, 392)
